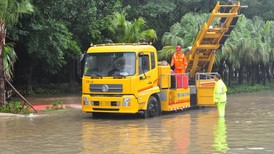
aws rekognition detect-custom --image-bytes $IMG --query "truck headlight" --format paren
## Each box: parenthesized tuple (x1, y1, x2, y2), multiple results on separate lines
(122, 98, 131, 107)
(83, 97, 89, 105)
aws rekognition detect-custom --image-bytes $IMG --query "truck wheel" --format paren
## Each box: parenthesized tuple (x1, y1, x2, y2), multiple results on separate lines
(144, 96, 160, 118)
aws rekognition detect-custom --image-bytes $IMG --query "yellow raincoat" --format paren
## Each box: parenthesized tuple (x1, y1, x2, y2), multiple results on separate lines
(214, 79, 227, 117)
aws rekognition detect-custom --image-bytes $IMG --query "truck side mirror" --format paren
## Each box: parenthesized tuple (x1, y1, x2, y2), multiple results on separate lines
(79, 54, 85, 61)
(77, 53, 85, 79)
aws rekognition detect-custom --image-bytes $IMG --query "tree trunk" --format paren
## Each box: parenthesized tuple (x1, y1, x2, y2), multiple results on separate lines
(26, 66, 33, 94)
(256, 64, 260, 84)
(246, 65, 251, 83)
(0, 22, 6, 106)
(227, 62, 233, 87)
(69, 59, 76, 91)
(266, 64, 271, 82)
(218, 58, 225, 77)
(251, 64, 256, 86)
(238, 65, 244, 84)
(261, 64, 266, 85)
(0, 56, 4, 106)
(271, 62, 274, 80)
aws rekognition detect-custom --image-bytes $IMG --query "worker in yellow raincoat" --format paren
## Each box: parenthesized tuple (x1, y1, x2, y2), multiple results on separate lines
(214, 74, 227, 117)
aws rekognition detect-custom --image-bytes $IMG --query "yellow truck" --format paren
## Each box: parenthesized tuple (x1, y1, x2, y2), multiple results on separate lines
(81, 1, 241, 118)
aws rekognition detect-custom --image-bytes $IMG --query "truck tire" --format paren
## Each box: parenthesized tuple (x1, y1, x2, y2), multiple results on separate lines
(143, 96, 160, 118)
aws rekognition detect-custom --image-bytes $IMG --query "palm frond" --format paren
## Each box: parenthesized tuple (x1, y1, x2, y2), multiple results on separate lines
(3, 42, 17, 79)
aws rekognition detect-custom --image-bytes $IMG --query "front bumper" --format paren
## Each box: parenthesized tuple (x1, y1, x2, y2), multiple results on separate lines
(82, 94, 140, 114)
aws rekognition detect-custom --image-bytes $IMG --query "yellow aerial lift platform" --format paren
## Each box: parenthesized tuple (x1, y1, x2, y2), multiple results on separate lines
(186, 1, 241, 79)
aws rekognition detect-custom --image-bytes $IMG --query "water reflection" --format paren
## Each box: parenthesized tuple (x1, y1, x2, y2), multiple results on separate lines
(81, 114, 191, 153)
(212, 118, 228, 153)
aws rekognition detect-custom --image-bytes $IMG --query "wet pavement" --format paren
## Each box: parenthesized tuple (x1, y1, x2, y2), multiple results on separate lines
(0, 90, 274, 154)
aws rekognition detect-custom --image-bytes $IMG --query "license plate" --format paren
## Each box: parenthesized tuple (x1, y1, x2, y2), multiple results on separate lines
(100, 101, 108, 106)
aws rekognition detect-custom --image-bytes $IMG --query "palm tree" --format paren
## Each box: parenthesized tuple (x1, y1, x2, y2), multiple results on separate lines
(158, 13, 209, 61)
(222, 15, 272, 85)
(109, 11, 127, 42)
(221, 15, 250, 85)
(109, 12, 157, 43)
(247, 17, 270, 85)
(262, 20, 274, 82)
(3, 43, 17, 79)
(0, 0, 33, 105)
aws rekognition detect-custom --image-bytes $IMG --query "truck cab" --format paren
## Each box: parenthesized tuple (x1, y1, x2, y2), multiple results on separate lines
(82, 43, 161, 118)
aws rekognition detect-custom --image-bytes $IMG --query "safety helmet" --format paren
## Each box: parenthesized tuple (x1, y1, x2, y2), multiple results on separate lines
(176, 46, 182, 51)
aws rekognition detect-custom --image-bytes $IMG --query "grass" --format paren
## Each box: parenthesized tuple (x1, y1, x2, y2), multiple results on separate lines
(227, 81, 274, 94)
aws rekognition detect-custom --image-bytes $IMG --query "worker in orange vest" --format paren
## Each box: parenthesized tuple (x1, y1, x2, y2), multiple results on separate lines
(170, 46, 188, 73)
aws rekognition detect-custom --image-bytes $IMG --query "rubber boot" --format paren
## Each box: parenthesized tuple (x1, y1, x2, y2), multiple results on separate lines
(217, 102, 226, 117)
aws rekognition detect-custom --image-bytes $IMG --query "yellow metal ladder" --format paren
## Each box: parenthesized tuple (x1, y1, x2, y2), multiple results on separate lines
(187, 1, 241, 78)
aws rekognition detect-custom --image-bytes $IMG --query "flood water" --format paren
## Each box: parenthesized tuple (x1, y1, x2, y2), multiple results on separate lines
(1, 90, 274, 154)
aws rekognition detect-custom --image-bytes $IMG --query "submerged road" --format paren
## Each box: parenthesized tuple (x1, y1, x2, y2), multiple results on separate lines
(0, 90, 274, 154)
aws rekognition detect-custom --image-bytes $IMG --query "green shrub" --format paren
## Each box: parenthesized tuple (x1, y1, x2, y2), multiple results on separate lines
(16, 82, 81, 96)
(45, 100, 72, 111)
(51, 100, 64, 110)
(0, 102, 31, 115)
(228, 83, 274, 94)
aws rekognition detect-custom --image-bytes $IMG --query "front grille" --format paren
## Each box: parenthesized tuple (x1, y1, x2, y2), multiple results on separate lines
(111, 101, 119, 106)
(90, 84, 123, 92)
(93, 101, 99, 106)
(92, 101, 120, 106)
(93, 108, 119, 111)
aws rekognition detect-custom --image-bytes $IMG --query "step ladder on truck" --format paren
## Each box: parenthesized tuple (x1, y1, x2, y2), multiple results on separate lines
(80, 1, 241, 118)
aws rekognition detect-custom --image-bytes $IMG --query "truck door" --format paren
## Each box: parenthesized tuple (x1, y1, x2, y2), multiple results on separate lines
(137, 53, 155, 94)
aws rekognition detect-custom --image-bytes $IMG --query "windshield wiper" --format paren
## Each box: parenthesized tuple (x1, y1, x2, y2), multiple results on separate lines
(90, 73, 103, 79)
(112, 75, 126, 79)
(108, 67, 119, 76)
(90, 73, 101, 77)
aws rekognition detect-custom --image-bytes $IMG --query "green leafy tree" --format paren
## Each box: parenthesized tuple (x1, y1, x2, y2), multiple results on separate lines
(158, 13, 208, 61)
(268, 21, 274, 80)
(13, 0, 124, 92)
(12, 0, 121, 91)
(109, 11, 157, 43)
(222, 16, 272, 85)
(0, 0, 33, 105)
(240, 0, 274, 21)
(36, 0, 123, 47)
(123, 0, 227, 49)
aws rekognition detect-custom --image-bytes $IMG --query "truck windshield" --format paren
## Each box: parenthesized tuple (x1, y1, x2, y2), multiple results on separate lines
(84, 52, 136, 77)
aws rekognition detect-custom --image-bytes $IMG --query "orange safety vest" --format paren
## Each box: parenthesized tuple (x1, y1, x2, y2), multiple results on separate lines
(171, 52, 188, 73)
